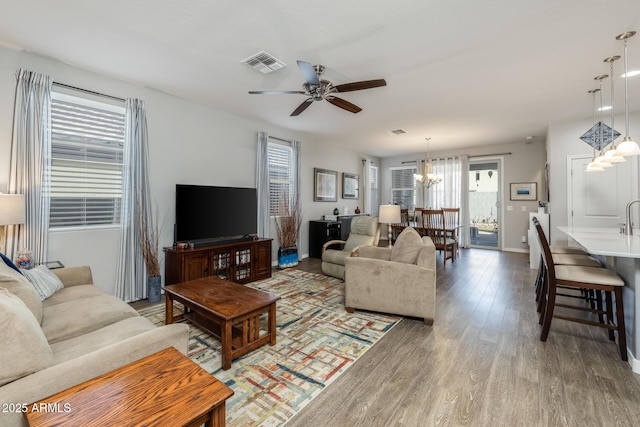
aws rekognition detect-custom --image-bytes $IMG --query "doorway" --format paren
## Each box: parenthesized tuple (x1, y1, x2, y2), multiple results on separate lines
(469, 159, 501, 249)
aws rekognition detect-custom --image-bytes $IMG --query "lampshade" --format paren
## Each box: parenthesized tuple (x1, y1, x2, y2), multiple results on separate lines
(616, 136, 640, 156)
(585, 161, 605, 172)
(0, 194, 26, 226)
(378, 204, 401, 224)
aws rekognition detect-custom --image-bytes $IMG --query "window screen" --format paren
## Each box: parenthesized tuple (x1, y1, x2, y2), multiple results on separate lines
(390, 166, 417, 211)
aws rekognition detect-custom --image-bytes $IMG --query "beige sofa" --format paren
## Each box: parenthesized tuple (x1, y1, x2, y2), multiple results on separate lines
(0, 261, 189, 427)
(344, 227, 436, 324)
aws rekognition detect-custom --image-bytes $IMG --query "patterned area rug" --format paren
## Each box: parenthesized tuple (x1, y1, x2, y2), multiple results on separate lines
(138, 269, 400, 426)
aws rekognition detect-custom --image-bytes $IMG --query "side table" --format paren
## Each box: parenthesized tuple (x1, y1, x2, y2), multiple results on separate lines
(25, 347, 234, 427)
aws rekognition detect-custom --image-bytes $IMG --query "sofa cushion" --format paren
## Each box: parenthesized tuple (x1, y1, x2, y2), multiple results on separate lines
(0, 259, 43, 323)
(50, 316, 158, 364)
(0, 287, 54, 386)
(42, 293, 139, 344)
(21, 265, 64, 300)
(43, 284, 109, 307)
(391, 227, 423, 264)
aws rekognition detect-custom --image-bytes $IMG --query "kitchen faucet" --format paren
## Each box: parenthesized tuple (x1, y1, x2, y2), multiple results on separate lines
(624, 199, 640, 235)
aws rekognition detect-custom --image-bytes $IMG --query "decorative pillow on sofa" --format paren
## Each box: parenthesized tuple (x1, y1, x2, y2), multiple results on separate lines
(0, 251, 22, 274)
(21, 265, 64, 300)
(0, 259, 43, 323)
(391, 227, 423, 264)
(0, 287, 54, 387)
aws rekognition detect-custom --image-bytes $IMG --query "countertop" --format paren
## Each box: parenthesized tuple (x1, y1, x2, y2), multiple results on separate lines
(558, 226, 640, 258)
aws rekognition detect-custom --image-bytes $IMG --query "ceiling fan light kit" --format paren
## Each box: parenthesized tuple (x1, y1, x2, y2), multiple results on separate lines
(249, 60, 386, 116)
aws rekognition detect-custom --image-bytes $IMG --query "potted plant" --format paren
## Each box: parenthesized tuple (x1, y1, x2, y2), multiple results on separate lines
(275, 194, 302, 268)
(139, 207, 162, 303)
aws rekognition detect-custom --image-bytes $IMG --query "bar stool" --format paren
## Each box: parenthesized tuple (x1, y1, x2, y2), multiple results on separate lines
(533, 218, 627, 361)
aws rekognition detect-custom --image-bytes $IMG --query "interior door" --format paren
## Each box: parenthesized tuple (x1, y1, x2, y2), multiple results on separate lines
(568, 155, 634, 228)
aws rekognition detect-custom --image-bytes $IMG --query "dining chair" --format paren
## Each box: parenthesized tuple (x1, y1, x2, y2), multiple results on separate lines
(442, 207, 460, 254)
(533, 217, 627, 361)
(422, 209, 456, 265)
(414, 208, 425, 236)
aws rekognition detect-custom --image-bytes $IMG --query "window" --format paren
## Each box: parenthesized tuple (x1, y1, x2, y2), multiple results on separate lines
(267, 142, 293, 216)
(369, 164, 379, 216)
(49, 91, 126, 229)
(390, 166, 417, 210)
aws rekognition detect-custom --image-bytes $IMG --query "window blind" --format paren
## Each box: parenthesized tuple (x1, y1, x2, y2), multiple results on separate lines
(391, 166, 417, 210)
(267, 143, 292, 216)
(49, 93, 125, 229)
(369, 164, 379, 216)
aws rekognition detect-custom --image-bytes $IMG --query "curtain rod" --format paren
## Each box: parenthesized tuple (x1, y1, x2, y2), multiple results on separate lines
(52, 82, 125, 102)
(402, 152, 512, 164)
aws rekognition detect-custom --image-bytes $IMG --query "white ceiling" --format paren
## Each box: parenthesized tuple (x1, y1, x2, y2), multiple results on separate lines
(2, 0, 640, 157)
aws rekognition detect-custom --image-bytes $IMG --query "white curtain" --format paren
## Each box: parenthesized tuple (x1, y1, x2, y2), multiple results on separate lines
(427, 157, 462, 209)
(362, 159, 372, 214)
(256, 132, 270, 238)
(427, 155, 470, 248)
(115, 98, 152, 302)
(291, 140, 301, 254)
(6, 69, 51, 263)
(459, 155, 470, 248)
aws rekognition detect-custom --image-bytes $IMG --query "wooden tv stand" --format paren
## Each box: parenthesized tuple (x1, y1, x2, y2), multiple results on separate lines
(164, 238, 272, 285)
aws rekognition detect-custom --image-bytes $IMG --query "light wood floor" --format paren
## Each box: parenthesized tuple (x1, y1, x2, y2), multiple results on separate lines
(286, 249, 640, 427)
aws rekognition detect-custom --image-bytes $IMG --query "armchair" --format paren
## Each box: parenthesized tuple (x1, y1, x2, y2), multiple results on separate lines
(321, 216, 380, 279)
(344, 227, 436, 324)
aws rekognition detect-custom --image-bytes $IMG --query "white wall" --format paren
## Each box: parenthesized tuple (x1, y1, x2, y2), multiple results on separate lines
(381, 140, 547, 252)
(546, 111, 640, 245)
(0, 46, 374, 295)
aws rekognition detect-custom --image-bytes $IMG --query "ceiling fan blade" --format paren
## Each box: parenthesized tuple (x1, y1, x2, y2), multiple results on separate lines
(326, 96, 362, 114)
(334, 79, 387, 93)
(290, 98, 314, 116)
(296, 61, 320, 86)
(248, 90, 305, 95)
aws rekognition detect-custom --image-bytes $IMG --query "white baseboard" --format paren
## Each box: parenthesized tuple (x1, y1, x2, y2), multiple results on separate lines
(628, 350, 640, 374)
(503, 247, 529, 254)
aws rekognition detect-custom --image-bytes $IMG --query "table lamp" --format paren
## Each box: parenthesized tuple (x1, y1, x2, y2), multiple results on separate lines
(378, 204, 401, 248)
(0, 194, 26, 254)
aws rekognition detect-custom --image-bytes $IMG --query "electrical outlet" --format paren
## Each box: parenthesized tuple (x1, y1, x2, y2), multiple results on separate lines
(507, 205, 513, 211)
(521, 206, 527, 211)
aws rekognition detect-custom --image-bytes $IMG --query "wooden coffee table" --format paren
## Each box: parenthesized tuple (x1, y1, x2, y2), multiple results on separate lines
(164, 276, 280, 370)
(25, 347, 233, 427)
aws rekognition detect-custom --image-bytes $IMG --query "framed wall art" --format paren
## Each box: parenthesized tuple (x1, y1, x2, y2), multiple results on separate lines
(342, 172, 359, 199)
(314, 168, 338, 202)
(510, 182, 537, 201)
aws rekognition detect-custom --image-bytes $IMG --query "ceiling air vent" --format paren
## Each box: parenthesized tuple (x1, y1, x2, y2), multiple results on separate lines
(242, 51, 286, 74)
(387, 129, 407, 135)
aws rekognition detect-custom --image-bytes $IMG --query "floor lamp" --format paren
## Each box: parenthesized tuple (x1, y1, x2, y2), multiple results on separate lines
(378, 204, 401, 248)
(0, 194, 26, 255)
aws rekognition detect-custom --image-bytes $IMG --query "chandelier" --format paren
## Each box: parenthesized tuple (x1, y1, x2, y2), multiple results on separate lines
(415, 137, 442, 188)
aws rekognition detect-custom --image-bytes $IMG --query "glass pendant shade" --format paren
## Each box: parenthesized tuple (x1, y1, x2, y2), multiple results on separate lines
(603, 147, 626, 162)
(617, 136, 640, 156)
(585, 161, 605, 172)
(594, 154, 613, 167)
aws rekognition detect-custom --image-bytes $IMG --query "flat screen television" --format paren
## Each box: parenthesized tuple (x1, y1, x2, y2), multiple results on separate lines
(175, 184, 257, 245)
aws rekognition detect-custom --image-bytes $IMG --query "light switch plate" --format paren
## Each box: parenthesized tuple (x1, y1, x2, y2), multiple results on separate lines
(507, 205, 513, 211)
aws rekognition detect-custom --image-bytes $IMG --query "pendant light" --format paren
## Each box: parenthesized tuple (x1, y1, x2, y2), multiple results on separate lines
(415, 138, 443, 187)
(593, 75, 613, 168)
(585, 88, 606, 172)
(603, 55, 626, 162)
(615, 31, 640, 156)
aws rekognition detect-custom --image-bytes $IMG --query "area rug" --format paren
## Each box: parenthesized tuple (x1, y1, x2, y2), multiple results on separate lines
(138, 269, 400, 427)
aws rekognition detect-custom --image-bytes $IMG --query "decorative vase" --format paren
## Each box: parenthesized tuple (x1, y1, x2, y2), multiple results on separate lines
(278, 246, 299, 268)
(355, 206, 361, 214)
(333, 208, 340, 215)
(148, 276, 162, 303)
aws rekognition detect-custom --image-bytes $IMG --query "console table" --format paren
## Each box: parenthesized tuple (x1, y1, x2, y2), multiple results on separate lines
(164, 238, 272, 285)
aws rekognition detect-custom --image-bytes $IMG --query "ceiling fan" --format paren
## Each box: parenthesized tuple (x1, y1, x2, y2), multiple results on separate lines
(249, 60, 387, 116)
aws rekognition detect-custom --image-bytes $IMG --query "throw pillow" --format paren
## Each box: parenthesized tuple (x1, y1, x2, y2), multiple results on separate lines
(0, 251, 22, 274)
(0, 287, 54, 387)
(0, 259, 43, 323)
(391, 227, 423, 264)
(21, 265, 64, 300)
